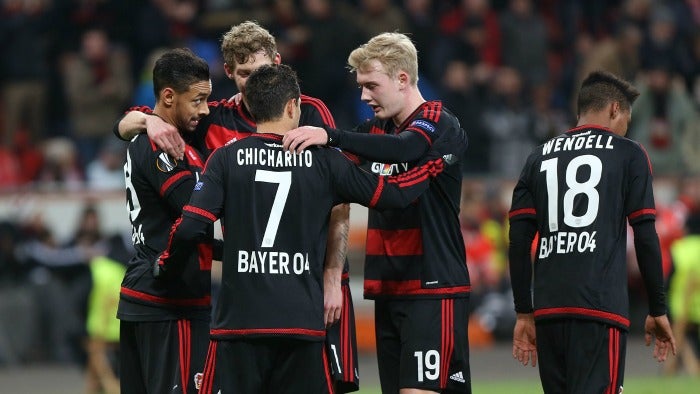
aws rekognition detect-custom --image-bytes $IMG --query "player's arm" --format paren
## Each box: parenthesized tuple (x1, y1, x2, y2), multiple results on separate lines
(284, 125, 428, 162)
(156, 149, 227, 275)
(323, 204, 348, 327)
(632, 219, 677, 361)
(114, 108, 185, 160)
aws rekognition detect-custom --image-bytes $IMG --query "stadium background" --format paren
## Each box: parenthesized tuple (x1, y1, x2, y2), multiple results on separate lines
(1, 0, 699, 392)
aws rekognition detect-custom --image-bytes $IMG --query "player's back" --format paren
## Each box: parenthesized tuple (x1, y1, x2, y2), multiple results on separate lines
(511, 125, 656, 328)
(206, 133, 361, 340)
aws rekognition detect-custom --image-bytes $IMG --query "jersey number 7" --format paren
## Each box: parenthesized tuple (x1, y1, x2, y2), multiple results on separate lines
(255, 170, 292, 248)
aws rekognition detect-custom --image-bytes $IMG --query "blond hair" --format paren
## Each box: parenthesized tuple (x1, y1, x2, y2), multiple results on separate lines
(347, 32, 419, 85)
(220, 21, 277, 69)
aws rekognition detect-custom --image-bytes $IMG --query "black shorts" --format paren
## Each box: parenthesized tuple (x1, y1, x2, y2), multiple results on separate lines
(325, 279, 359, 393)
(375, 297, 471, 393)
(536, 319, 627, 394)
(198, 338, 334, 394)
(120, 319, 209, 394)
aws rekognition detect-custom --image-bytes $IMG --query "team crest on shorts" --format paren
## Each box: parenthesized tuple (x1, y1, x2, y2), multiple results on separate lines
(157, 152, 177, 172)
(194, 372, 203, 390)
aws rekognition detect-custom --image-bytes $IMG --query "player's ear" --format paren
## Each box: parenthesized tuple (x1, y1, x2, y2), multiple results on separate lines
(273, 52, 282, 65)
(609, 101, 620, 120)
(161, 87, 175, 106)
(284, 98, 296, 119)
(224, 63, 234, 79)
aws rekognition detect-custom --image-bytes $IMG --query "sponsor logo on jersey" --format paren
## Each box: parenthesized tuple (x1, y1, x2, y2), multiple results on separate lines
(449, 371, 466, 383)
(371, 162, 409, 176)
(194, 181, 204, 191)
(194, 372, 203, 390)
(156, 152, 177, 172)
(411, 119, 436, 133)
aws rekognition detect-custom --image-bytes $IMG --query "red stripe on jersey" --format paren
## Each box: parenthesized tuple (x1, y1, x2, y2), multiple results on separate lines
(509, 208, 536, 218)
(369, 177, 386, 208)
(120, 286, 211, 307)
(237, 102, 256, 128)
(421, 101, 442, 122)
(341, 284, 353, 383)
(406, 126, 432, 145)
(159, 216, 182, 267)
(370, 125, 385, 135)
(198, 243, 213, 270)
(184, 145, 205, 168)
(364, 279, 471, 296)
(366, 228, 422, 256)
(160, 171, 189, 196)
(322, 346, 334, 393)
(205, 124, 252, 150)
(210, 328, 326, 337)
(184, 205, 217, 222)
(534, 307, 630, 327)
(566, 124, 615, 134)
(637, 143, 653, 175)
(201, 341, 217, 394)
(178, 320, 191, 393)
(628, 208, 656, 220)
(302, 94, 336, 128)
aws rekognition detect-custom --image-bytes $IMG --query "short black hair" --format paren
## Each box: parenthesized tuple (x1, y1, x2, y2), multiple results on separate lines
(153, 48, 210, 99)
(577, 70, 640, 116)
(245, 64, 301, 123)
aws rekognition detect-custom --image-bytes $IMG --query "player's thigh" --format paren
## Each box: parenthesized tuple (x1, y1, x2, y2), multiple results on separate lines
(325, 281, 360, 393)
(397, 298, 471, 393)
(119, 321, 147, 394)
(375, 299, 402, 394)
(272, 340, 334, 394)
(536, 319, 626, 394)
(199, 339, 264, 394)
(567, 320, 626, 394)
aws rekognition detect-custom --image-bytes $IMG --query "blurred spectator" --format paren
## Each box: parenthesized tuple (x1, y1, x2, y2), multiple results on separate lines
(499, 0, 549, 86)
(402, 0, 437, 77)
(0, 0, 51, 150)
(297, 0, 363, 127)
(85, 138, 126, 191)
(36, 137, 83, 190)
(639, 4, 693, 79)
(439, 60, 490, 174)
(14, 210, 103, 363)
(84, 232, 132, 394)
(482, 67, 539, 178)
(434, 0, 501, 80)
(62, 27, 132, 167)
(354, 0, 408, 40)
(628, 63, 699, 175)
(131, 47, 169, 107)
(665, 213, 700, 376)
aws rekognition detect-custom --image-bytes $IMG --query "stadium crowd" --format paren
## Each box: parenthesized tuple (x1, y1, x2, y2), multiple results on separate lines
(0, 0, 699, 380)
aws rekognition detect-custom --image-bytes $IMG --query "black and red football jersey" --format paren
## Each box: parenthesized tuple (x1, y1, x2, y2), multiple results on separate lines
(158, 133, 445, 341)
(352, 101, 470, 299)
(509, 125, 658, 329)
(117, 134, 212, 321)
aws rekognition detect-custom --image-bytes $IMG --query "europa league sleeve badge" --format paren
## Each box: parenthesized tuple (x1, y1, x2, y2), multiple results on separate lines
(156, 152, 178, 172)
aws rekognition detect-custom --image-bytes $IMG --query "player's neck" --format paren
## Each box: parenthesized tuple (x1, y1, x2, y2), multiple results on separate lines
(151, 108, 179, 133)
(576, 113, 611, 130)
(256, 120, 292, 136)
(393, 88, 426, 126)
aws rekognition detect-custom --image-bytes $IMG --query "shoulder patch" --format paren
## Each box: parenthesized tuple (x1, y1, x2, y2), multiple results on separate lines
(410, 119, 436, 133)
(156, 152, 178, 172)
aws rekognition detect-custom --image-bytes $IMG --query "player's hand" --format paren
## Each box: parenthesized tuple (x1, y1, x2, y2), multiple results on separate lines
(227, 92, 243, 105)
(323, 268, 342, 327)
(282, 126, 328, 154)
(644, 314, 677, 362)
(152, 254, 166, 278)
(513, 313, 537, 367)
(146, 115, 185, 160)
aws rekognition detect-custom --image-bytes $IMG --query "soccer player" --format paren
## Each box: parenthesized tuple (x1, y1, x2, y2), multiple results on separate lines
(508, 70, 676, 393)
(114, 21, 359, 391)
(156, 63, 452, 393)
(117, 48, 216, 394)
(282, 32, 471, 394)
